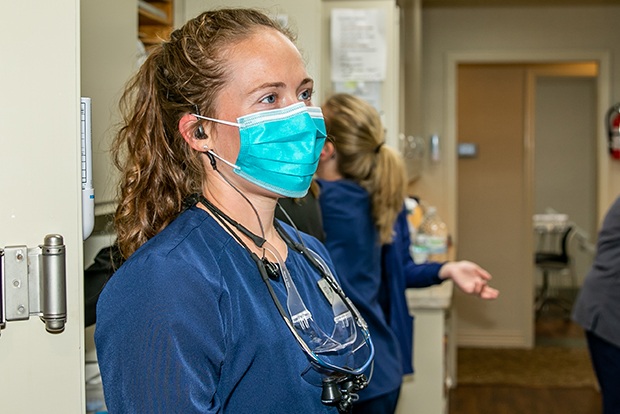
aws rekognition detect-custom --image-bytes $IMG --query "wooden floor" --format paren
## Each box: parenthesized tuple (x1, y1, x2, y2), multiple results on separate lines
(449, 385, 601, 414)
(448, 310, 602, 414)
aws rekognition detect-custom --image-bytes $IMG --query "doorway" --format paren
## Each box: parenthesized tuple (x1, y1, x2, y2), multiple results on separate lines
(530, 65, 599, 289)
(455, 62, 598, 347)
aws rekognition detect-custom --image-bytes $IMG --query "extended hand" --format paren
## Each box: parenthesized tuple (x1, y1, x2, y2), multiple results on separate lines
(438, 260, 499, 299)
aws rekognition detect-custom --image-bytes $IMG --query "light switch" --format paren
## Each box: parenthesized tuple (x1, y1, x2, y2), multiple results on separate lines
(458, 142, 478, 158)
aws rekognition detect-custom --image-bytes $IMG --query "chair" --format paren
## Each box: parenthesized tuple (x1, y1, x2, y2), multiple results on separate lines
(534, 223, 574, 318)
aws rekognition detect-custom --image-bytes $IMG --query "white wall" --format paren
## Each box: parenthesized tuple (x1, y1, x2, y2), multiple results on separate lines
(82, 0, 138, 214)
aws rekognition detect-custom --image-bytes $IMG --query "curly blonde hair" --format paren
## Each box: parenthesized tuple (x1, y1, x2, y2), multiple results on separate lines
(112, 9, 295, 258)
(322, 93, 407, 244)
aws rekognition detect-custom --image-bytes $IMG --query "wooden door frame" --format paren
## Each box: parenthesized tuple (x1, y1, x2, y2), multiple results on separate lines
(446, 51, 611, 347)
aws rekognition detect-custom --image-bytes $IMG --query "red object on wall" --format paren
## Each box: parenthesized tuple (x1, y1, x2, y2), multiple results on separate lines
(607, 103, 620, 160)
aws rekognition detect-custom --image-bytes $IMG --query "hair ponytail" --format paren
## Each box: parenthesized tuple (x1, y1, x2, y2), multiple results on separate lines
(367, 145, 407, 244)
(323, 93, 407, 244)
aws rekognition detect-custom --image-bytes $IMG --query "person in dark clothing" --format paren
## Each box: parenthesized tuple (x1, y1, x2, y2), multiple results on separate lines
(275, 180, 326, 242)
(573, 195, 620, 414)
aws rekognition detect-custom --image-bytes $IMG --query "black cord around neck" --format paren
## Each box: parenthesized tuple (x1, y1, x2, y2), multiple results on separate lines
(198, 195, 281, 281)
(202, 149, 266, 239)
(196, 194, 331, 286)
(199, 195, 266, 248)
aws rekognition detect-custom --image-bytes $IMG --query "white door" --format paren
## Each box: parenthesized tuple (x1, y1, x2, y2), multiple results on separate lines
(0, 1, 84, 413)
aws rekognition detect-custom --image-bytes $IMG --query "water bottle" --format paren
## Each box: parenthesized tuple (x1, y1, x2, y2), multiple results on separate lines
(414, 206, 449, 263)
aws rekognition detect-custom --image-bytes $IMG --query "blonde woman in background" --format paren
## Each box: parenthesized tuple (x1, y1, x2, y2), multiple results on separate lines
(316, 93, 499, 413)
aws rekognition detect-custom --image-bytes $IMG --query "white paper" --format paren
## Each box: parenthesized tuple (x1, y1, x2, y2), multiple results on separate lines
(330, 8, 387, 82)
(333, 80, 383, 114)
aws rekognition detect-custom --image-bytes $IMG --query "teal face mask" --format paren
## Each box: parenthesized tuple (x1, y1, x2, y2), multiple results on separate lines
(194, 102, 327, 198)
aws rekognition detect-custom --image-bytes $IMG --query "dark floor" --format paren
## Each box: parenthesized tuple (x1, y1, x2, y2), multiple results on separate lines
(448, 299, 602, 414)
(535, 313, 587, 348)
(449, 384, 601, 414)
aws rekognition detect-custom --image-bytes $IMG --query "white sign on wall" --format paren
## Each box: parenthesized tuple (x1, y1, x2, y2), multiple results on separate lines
(330, 8, 387, 82)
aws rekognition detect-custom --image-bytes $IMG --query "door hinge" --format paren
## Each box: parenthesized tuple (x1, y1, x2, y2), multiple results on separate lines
(0, 234, 67, 337)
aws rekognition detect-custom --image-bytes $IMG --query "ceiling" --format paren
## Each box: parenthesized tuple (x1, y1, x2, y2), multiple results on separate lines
(422, 0, 619, 7)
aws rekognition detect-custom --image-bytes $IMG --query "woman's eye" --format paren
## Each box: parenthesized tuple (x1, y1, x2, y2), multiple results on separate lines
(260, 94, 276, 104)
(298, 90, 312, 101)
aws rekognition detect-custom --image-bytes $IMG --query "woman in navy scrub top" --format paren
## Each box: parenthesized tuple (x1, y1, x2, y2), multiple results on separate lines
(95, 10, 372, 414)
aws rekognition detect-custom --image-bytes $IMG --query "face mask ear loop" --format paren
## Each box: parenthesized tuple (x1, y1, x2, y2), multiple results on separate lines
(194, 113, 240, 128)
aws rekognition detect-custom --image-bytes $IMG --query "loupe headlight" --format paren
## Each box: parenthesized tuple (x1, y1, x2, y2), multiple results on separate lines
(260, 241, 374, 384)
(300, 325, 374, 387)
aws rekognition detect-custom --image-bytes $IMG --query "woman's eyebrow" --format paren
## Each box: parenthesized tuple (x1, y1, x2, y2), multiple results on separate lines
(248, 82, 286, 94)
(248, 78, 314, 95)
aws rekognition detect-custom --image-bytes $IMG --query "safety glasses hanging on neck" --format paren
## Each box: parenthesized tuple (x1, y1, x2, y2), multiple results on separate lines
(234, 216, 374, 376)
(198, 195, 374, 412)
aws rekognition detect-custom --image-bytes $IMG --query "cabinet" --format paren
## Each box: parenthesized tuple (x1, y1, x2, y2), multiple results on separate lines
(138, 0, 174, 50)
(396, 282, 456, 414)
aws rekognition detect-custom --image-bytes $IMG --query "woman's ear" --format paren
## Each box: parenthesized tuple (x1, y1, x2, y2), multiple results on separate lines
(320, 140, 336, 161)
(316, 140, 341, 180)
(179, 113, 211, 152)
